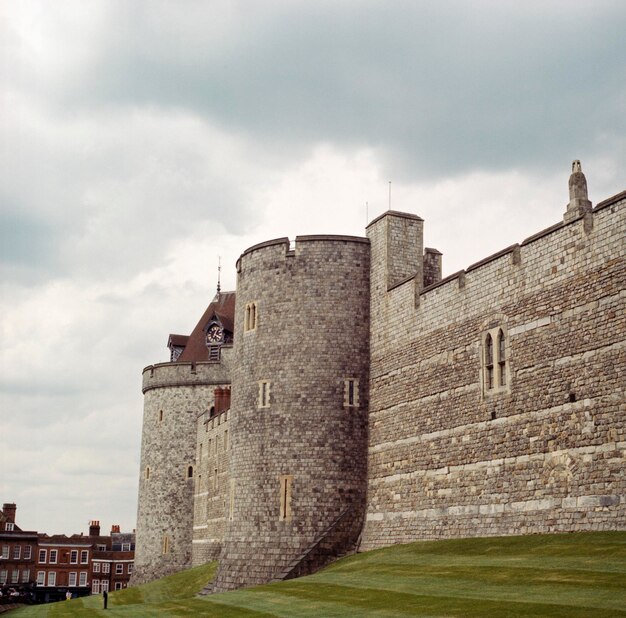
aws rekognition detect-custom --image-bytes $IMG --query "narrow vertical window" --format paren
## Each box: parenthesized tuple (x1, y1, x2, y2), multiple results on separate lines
(279, 475, 293, 521)
(497, 329, 506, 386)
(159, 410, 163, 423)
(229, 480, 235, 520)
(145, 466, 150, 480)
(224, 430, 229, 450)
(258, 380, 271, 408)
(343, 378, 360, 408)
(187, 465, 193, 479)
(162, 535, 169, 555)
(485, 334, 494, 390)
(245, 302, 258, 331)
(214, 468, 218, 491)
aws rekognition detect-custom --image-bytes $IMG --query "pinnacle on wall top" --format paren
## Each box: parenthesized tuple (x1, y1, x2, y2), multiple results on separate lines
(565, 159, 592, 223)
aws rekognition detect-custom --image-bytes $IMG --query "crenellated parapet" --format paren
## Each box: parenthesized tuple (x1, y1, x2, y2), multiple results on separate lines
(142, 357, 232, 393)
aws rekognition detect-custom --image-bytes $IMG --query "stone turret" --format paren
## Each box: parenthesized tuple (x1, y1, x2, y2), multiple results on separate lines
(211, 235, 370, 592)
(564, 160, 592, 223)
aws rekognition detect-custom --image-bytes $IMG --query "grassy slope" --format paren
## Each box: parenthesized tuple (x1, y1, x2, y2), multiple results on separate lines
(11, 531, 626, 617)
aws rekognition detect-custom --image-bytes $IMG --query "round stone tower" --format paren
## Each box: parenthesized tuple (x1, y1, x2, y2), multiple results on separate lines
(132, 360, 230, 584)
(212, 235, 370, 591)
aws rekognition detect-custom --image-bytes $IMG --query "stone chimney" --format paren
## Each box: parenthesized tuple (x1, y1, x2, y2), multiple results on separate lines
(214, 387, 231, 414)
(2, 503, 16, 524)
(564, 160, 592, 223)
(89, 520, 101, 536)
(423, 247, 443, 288)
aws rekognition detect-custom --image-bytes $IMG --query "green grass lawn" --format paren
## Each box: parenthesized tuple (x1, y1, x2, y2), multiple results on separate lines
(11, 531, 626, 617)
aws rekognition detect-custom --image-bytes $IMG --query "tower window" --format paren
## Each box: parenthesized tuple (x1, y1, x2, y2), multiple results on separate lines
(162, 535, 169, 555)
(279, 475, 293, 521)
(145, 466, 150, 480)
(159, 410, 163, 423)
(245, 302, 258, 331)
(258, 380, 271, 408)
(344, 378, 359, 408)
(187, 465, 193, 479)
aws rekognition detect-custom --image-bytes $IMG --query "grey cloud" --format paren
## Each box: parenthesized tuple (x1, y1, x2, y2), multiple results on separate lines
(43, 1, 626, 178)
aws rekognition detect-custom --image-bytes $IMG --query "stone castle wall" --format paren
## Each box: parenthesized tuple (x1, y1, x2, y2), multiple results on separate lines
(212, 235, 371, 591)
(193, 407, 231, 566)
(361, 193, 626, 549)
(132, 360, 230, 584)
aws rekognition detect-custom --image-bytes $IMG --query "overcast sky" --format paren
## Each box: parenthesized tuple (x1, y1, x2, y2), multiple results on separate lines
(1, 1, 624, 535)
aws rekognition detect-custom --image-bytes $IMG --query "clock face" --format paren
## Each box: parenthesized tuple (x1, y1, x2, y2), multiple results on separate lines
(206, 325, 223, 344)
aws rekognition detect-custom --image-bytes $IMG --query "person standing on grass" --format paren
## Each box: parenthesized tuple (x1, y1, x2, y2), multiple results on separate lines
(103, 589, 108, 609)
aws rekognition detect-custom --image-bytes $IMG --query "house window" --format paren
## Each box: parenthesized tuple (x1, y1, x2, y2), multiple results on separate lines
(483, 326, 509, 395)
(101, 580, 109, 592)
(279, 475, 293, 522)
(79, 572, 88, 586)
(92, 580, 100, 594)
(69, 572, 77, 586)
(70, 550, 78, 564)
(93, 562, 101, 573)
(97, 544, 106, 552)
(38, 549, 46, 563)
(116, 564, 123, 574)
(48, 572, 56, 586)
(24, 545, 32, 560)
(122, 543, 130, 552)
(258, 380, 271, 408)
(21, 569, 30, 583)
(81, 550, 89, 564)
(103, 562, 110, 574)
(162, 535, 169, 555)
(37, 571, 45, 586)
(11, 570, 19, 583)
(49, 549, 57, 564)
(12, 546, 21, 560)
(343, 378, 360, 408)
(128, 563, 134, 574)
(2, 545, 9, 559)
(5, 523, 14, 531)
(0, 570, 6, 584)
(115, 582, 123, 590)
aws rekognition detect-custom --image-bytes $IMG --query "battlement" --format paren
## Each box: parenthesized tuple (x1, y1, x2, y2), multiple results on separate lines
(142, 360, 231, 394)
(237, 234, 369, 271)
(383, 191, 625, 314)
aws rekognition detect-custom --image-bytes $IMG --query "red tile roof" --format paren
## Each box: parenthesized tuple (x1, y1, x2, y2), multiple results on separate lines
(177, 291, 236, 362)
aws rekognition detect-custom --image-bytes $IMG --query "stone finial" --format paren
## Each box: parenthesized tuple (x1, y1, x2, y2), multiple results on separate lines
(564, 160, 592, 223)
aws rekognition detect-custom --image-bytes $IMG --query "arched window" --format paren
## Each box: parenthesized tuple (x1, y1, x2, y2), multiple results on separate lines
(187, 466, 193, 479)
(497, 329, 506, 386)
(485, 333, 494, 390)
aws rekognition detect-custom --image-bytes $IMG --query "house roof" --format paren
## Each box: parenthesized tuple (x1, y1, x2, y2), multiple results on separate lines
(177, 291, 236, 362)
(167, 334, 190, 347)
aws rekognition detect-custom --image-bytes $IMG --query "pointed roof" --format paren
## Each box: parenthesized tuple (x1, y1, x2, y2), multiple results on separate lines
(177, 291, 236, 362)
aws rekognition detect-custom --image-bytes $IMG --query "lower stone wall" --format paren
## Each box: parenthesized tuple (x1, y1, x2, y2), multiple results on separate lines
(192, 408, 230, 567)
(363, 196, 626, 550)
